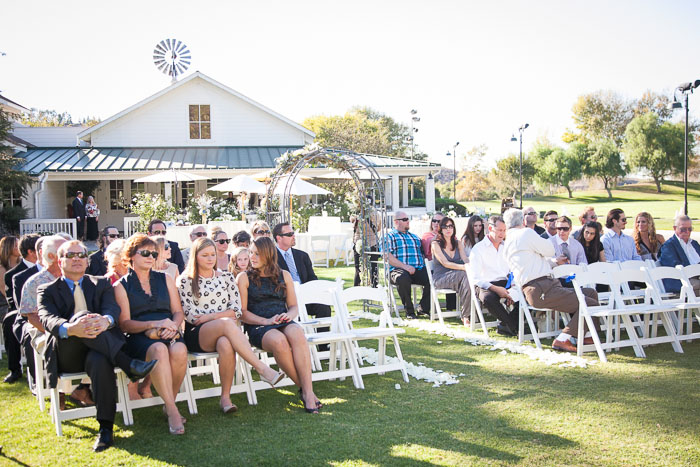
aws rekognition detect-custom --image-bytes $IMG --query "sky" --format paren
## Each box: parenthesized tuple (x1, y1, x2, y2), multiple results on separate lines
(2, 0, 700, 171)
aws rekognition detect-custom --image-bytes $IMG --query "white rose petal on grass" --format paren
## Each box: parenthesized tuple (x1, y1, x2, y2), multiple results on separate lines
(395, 384, 401, 390)
(436, 341, 442, 344)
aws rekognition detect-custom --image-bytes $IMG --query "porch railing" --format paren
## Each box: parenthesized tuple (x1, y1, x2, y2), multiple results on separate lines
(20, 219, 77, 238)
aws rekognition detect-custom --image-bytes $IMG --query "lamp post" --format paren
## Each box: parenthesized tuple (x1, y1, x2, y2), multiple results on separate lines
(446, 142, 459, 200)
(671, 80, 700, 215)
(510, 123, 529, 209)
(410, 109, 420, 159)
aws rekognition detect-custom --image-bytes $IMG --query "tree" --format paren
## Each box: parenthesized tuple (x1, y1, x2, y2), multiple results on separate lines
(623, 112, 688, 193)
(0, 111, 34, 231)
(303, 107, 418, 159)
(533, 146, 583, 198)
(494, 154, 536, 199)
(20, 108, 74, 127)
(459, 144, 488, 171)
(580, 139, 626, 198)
(456, 170, 490, 202)
(562, 90, 634, 146)
(633, 90, 673, 121)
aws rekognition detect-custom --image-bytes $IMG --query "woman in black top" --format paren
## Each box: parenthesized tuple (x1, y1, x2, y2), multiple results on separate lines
(115, 233, 187, 435)
(580, 221, 606, 264)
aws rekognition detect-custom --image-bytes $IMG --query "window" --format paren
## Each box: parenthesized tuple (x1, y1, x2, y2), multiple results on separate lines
(109, 180, 124, 210)
(2, 189, 22, 208)
(130, 181, 145, 195)
(189, 105, 211, 139)
(180, 181, 195, 208)
(206, 178, 228, 190)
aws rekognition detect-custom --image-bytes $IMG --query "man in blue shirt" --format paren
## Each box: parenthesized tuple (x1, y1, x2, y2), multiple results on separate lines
(385, 211, 430, 319)
(601, 208, 641, 262)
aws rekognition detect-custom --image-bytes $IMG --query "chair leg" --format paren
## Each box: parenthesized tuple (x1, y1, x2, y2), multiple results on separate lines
(378, 337, 386, 375)
(183, 362, 198, 415)
(660, 312, 684, 353)
(392, 335, 410, 383)
(50, 386, 63, 436)
(621, 314, 646, 358)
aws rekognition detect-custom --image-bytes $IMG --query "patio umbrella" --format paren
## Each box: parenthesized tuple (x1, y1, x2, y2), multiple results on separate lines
(133, 170, 209, 184)
(273, 176, 331, 196)
(207, 175, 267, 194)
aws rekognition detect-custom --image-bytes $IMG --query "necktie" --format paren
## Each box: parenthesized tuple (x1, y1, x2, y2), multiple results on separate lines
(73, 282, 88, 314)
(285, 250, 300, 282)
(561, 242, 571, 262)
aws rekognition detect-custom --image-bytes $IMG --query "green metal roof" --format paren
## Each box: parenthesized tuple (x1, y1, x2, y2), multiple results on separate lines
(16, 146, 440, 175)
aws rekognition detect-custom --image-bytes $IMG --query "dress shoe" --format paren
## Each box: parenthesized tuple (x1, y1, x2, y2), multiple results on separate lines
(552, 339, 576, 352)
(583, 337, 594, 345)
(405, 313, 417, 320)
(3, 371, 21, 384)
(496, 324, 516, 337)
(415, 305, 429, 317)
(69, 387, 94, 407)
(127, 359, 158, 382)
(59, 393, 66, 411)
(93, 429, 114, 452)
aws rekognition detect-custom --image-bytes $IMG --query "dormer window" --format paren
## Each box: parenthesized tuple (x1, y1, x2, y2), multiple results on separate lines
(189, 104, 210, 139)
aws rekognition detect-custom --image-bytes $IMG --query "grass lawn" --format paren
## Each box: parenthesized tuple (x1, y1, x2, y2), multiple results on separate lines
(1, 266, 700, 466)
(462, 181, 700, 230)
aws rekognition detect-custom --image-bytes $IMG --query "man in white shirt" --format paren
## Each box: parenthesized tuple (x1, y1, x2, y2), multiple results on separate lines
(659, 215, 700, 294)
(181, 225, 207, 267)
(502, 208, 598, 352)
(469, 216, 519, 336)
(549, 216, 587, 266)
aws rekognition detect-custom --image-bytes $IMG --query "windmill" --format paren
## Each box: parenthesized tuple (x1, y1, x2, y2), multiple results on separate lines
(153, 39, 191, 84)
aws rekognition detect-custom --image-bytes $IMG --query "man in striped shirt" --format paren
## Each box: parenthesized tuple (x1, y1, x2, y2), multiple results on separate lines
(385, 211, 430, 319)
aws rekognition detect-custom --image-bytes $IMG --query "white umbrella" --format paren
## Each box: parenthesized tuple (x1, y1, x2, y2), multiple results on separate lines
(314, 169, 389, 180)
(133, 170, 209, 183)
(273, 176, 331, 196)
(207, 175, 266, 194)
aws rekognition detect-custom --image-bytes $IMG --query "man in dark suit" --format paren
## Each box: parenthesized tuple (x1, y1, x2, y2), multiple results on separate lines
(3, 233, 40, 383)
(273, 222, 331, 344)
(38, 240, 156, 452)
(659, 215, 700, 294)
(87, 225, 120, 276)
(72, 191, 86, 241)
(148, 219, 185, 273)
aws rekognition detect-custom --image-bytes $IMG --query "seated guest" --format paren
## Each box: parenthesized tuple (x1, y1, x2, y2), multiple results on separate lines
(503, 209, 599, 352)
(573, 206, 598, 241)
(104, 239, 128, 285)
(602, 209, 641, 262)
(250, 220, 272, 241)
(580, 221, 606, 264)
(147, 219, 185, 273)
(181, 225, 207, 266)
(421, 212, 444, 261)
(177, 238, 284, 414)
(659, 215, 700, 295)
(87, 226, 120, 276)
(633, 212, 665, 261)
(0, 235, 21, 310)
(385, 211, 431, 319)
(522, 206, 545, 235)
(232, 230, 251, 248)
(114, 233, 187, 435)
(430, 217, 471, 326)
(540, 210, 559, 239)
(237, 237, 322, 413)
(211, 229, 231, 271)
(153, 236, 179, 279)
(228, 246, 250, 277)
(469, 216, 519, 336)
(461, 215, 484, 256)
(38, 240, 156, 452)
(549, 216, 587, 265)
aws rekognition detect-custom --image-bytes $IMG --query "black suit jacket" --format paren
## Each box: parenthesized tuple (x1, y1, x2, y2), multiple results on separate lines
(170, 240, 185, 274)
(4, 260, 28, 311)
(38, 274, 122, 386)
(87, 250, 107, 276)
(276, 247, 317, 284)
(72, 197, 86, 219)
(659, 235, 700, 293)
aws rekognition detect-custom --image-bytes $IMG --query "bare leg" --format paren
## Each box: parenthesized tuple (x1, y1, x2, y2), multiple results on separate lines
(261, 329, 300, 385)
(168, 342, 188, 399)
(215, 337, 235, 408)
(282, 324, 319, 408)
(145, 342, 183, 431)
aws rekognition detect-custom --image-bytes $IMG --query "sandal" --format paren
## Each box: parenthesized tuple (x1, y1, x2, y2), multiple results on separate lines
(298, 388, 323, 409)
(163, 407, 186, 424)
(169, 424, 185, 435)
(221, 403, 238, 414)
(260, 370, 285, 388)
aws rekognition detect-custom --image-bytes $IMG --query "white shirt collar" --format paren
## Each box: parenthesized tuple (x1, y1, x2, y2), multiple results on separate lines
(23, 258, 35, 268)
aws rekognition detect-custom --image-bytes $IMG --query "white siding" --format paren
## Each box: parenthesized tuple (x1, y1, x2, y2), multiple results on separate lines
(32, 180, 67, 219)
(12, 126, 86, 147)
(89, 78, 308, 147)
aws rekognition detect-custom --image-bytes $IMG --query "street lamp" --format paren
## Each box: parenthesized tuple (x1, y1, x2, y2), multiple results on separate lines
(410, 109, 420, 159)
(671, 80, 700, 215)
(510, 123, 529, 209)
(446, 141, 459, 200)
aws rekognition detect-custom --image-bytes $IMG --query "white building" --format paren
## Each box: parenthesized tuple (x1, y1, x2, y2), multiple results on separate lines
(11, 72, 439, 228)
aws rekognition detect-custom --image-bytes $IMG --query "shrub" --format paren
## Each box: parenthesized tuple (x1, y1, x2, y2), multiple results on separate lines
(0, 205, 28, 233)
(128, 193, 177, 232)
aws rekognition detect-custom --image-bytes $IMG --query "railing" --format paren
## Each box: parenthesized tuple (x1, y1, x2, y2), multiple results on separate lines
(124, 217, 140, 237)
(20, 219, 77, 238)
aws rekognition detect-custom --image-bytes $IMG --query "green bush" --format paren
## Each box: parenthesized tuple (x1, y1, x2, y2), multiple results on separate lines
(435, 198, 467, 216)
(0, 205, 27, 233)
(128, 193, 177, 232)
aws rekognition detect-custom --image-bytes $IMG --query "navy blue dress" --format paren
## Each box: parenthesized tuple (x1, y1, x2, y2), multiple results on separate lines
(120, 269, 184, 360)
(244, 273, 295, 349)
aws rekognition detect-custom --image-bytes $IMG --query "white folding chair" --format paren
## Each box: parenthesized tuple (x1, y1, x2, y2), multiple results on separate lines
(552, 263, 587, 278)
(464, 265, 498, 335)
(310, 236, 331, 268)
(294, 281, 365, 389)
(425, 259, 461, 325)
(507, 285, 560, 350)
(646, 267, 700, 341)
(337, 286, 409, 382)
(335, 237, 354, 267)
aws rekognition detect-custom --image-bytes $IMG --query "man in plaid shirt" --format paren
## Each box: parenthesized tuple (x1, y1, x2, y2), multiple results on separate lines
(385, 211, 430, 319)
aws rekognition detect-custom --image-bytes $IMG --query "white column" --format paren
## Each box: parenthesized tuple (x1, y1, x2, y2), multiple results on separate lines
(164, 182, 173, 206)
(426, 174, 436, 213)
(402, 177, 409, 208)
(384, 179, 392, 209)
(391, 175, 400, 212)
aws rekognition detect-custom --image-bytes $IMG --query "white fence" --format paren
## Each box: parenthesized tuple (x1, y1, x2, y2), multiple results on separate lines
(124, 217, 140, 238)
(20, 219, 77, 238)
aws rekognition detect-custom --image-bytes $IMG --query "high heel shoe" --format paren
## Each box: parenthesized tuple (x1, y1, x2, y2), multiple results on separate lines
(169, 424, 185, 435)
(163, 407, 186, 424)
(260, 370, 285, 388)
(298, 388, 323, 409)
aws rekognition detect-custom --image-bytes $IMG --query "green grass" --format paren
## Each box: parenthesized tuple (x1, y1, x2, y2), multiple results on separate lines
(1, 266, 700, 466)
(462, 181, 700, 230)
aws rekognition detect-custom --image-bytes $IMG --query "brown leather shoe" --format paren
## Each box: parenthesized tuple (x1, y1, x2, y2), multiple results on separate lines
(69, 387, 95, 407)
(59, 393, 66, 411)
(552, 339, 576, 352)
(583, 337, 594, 345)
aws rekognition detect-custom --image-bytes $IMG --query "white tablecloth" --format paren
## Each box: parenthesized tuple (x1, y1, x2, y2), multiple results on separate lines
(294, 233, 350, 259)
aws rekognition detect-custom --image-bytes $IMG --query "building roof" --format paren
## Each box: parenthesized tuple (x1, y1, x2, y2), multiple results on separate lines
(0, 94, 28, 115)
(16, 146, 439, 175)
(77, 72, 315, 142)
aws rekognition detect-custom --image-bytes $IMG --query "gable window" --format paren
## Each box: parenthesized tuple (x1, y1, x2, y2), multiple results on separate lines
(109, 180, 124, 210)
(189, 104, 211, 139)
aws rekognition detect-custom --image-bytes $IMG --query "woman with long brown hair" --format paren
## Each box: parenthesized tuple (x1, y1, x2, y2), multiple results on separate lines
(461, 215, 485, 255)
(177, 237, 284, 414)
(633, 212, 665, 261)
(237, 237, 321, 413)
(431, 217, 472, 326)
(0, 236, 20, 309)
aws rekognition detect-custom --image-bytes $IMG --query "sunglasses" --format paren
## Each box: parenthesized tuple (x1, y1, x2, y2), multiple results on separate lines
(64, 251, 88, 259)
(589, 215, 598, 220)
(442, 224, 455, 229)
(395, 217, 409, 222)
(678, 227, 693, 233)
(107, 233, 120, 239)
(137, 250, 159, 259)
(192, 232, 207, 238)
(618, 218, 627, 222)
(556, 226, 571, 232)
(279, 232, 295, 237)
(216, 239, 231, 244)
(163, 243, 171, 250)
(525, 212, 537, 215)
(151, 229, 167, 235)
(431, 219, 440, 223)
(255, 230, 271, 235)
(545, 218, 557, 223)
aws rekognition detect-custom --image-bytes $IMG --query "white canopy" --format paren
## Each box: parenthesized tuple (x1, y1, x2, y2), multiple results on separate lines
(207, 175, 266, 194)
(133, 170, 209, 183)
(273, 176, 331, 196)
(314, 169, 389, 180)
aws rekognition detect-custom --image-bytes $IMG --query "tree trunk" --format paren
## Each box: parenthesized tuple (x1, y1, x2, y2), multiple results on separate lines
(603, 178, 612, 198)
(565, 185, 573, 198)
(653, 177, 662, 193)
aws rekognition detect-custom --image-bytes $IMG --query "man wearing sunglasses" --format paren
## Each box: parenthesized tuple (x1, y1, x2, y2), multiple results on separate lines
(573, 206, 598, 241)
(147, 219, 185, 273)
(386, 211, 430, 319)
(540, 210, 559, 239)
(38, 240, 157, 452)
(659, 215, 700, 294)
(601, 209, 640, 262)
(548, 216, 586, 266)
(181, 224, 207, 266)
(522, 206, 545, 236)
(88, 226, 120, 276)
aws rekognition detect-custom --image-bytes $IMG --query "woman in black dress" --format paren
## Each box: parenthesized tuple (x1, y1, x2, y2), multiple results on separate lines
(580, 221, 607, 264)
(237, 237, 321, 413)
(114, 233, 188, 435)
(85, 195, 100, 241)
